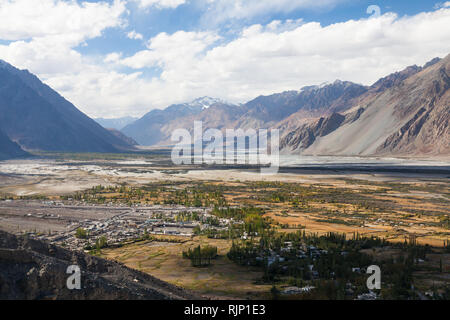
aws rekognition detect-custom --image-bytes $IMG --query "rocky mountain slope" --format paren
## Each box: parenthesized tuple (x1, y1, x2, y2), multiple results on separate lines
(0, 230, 200, 300)
(0, 60, 136, 153)
(274, 81, 368, 133)
(282, 55, 450, 157)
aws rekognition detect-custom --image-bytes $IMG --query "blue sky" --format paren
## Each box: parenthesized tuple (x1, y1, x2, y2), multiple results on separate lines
(79, 0, 441, 59)
(0, 0, 449, 118)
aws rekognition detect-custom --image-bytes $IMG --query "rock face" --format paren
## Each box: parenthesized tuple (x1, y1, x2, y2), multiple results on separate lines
(281, 55, 450, 157)
(281, 111, 359, 151)
(0, 60, 135, 153)
(374, 59, 449, 156)
(0, 129, 28, 160)
(0, 231, 200, 300)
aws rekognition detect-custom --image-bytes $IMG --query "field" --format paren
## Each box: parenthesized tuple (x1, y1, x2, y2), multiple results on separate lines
(100, 236, 272, 299)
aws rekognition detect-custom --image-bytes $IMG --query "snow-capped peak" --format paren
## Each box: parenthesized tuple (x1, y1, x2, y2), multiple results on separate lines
(189, 97, 225, 109)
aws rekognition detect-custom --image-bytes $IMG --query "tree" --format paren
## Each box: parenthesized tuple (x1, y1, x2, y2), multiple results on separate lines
(95, 236, 108, 249)
(183, 245, 218, 267)
(75, 228, 87, 239)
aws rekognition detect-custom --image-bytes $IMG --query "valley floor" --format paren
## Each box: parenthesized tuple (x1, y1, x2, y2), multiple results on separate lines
(0, 154, 449, 299)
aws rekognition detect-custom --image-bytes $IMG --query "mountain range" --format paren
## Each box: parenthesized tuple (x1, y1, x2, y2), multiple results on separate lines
(0, 55, 448, 160)
(121, 55, 449, 158)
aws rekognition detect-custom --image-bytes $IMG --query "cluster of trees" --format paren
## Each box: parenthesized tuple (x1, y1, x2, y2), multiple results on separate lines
(182, 245, 218, 267)
(72, 182, 230, 208)
(175, 212, 220, 226)
(65, 184, 155, 205)
(228, 231, 434, 299)
(153, 185, 228, 208)
(175, 211, 201, 223)
(84, 236, 108, 255)
(197, 206, 272, 240)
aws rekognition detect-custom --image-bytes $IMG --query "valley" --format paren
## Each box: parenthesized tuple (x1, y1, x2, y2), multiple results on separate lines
(0, 154, 448, 299)
(0, 0, 449, 304)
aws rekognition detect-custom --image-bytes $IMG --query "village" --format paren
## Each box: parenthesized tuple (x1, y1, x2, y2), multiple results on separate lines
(0, 199, 232, 251)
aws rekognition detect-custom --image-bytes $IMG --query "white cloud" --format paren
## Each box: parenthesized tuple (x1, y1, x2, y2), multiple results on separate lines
(0, 0, 126, 42)
(114, 8, 450, 116)
(133, 0, 186, 9)
(127, 30, 144, 40)
(434, 2, 450, 9)
(121, 31, 220, 69)
(0, 0, 127, 74)
(104, 52, 123, 63)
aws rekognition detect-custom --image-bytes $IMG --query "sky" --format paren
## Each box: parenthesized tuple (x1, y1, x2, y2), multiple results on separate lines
(0, 0, 450, 118)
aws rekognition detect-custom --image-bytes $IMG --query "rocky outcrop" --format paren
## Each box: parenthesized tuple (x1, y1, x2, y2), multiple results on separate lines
(281, 111, 361, 151)
(0, 231, 200, 300)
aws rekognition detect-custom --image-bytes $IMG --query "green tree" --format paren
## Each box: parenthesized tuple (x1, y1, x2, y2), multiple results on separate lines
(75, 228, 87, 239)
